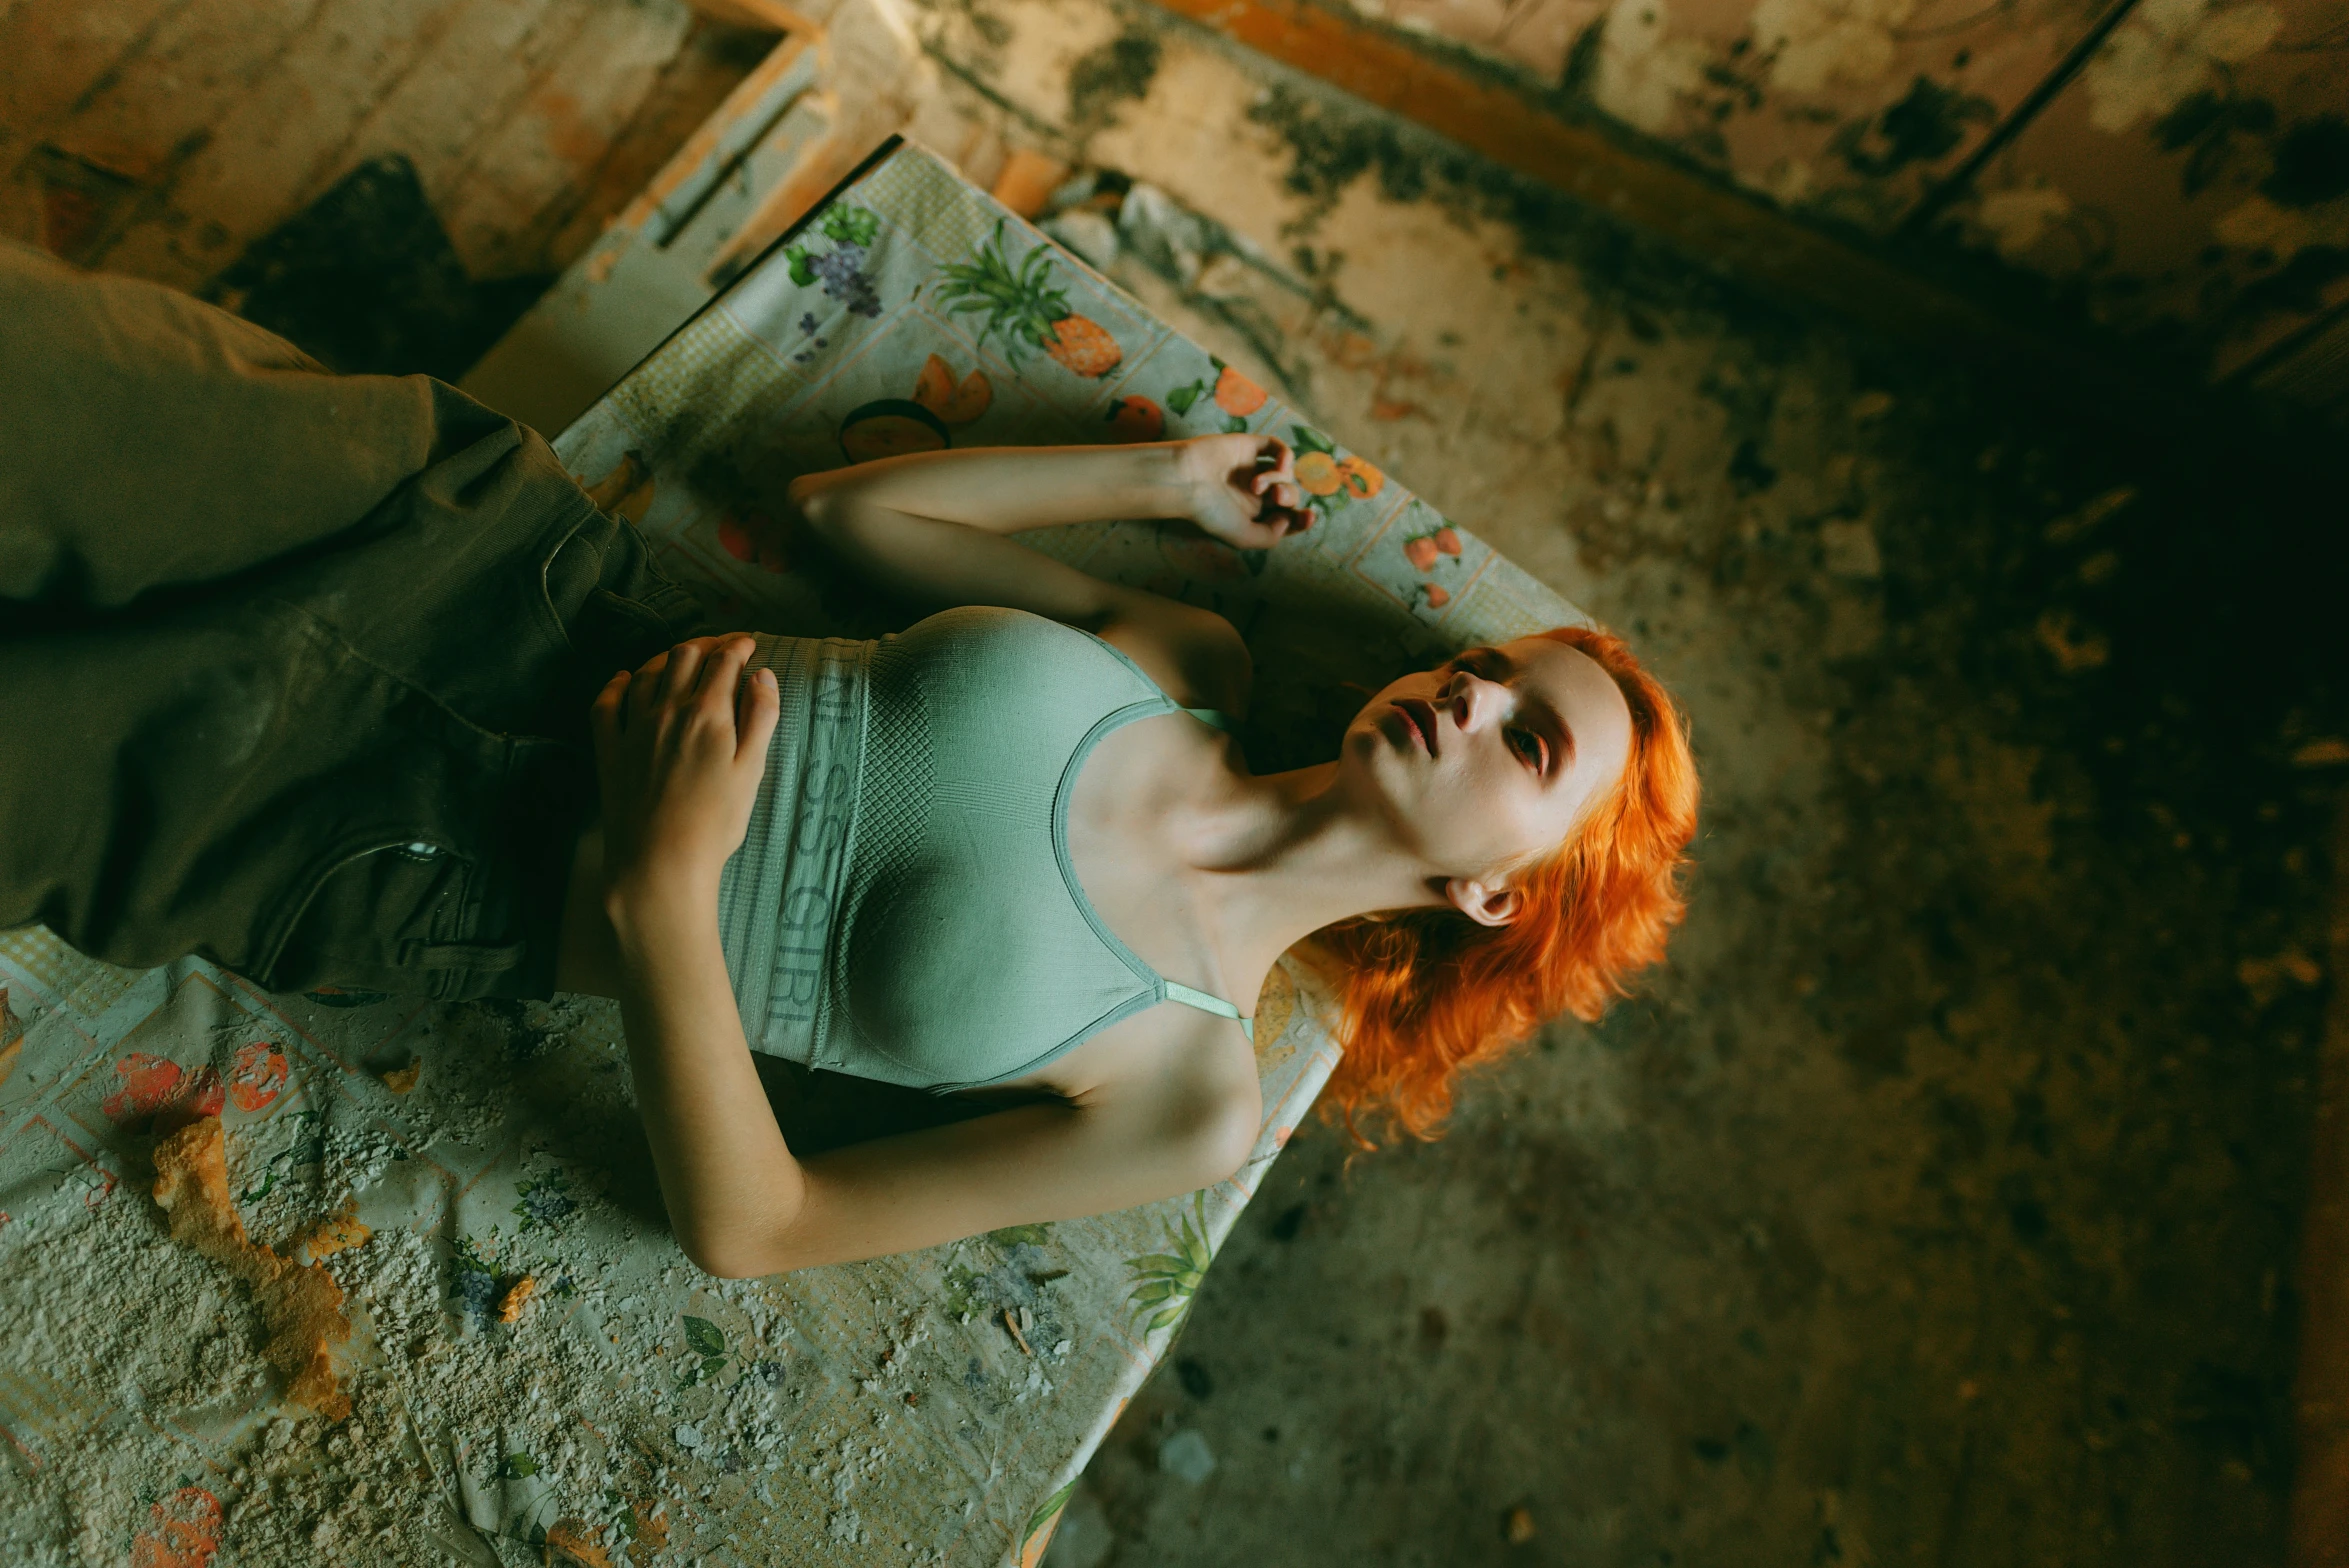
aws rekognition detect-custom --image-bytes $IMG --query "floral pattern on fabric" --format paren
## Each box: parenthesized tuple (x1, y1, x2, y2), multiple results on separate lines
(0, 140, 1593, 1568)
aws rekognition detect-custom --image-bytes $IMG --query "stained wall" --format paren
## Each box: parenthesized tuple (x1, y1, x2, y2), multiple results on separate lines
(1334, 0, 2349, 396)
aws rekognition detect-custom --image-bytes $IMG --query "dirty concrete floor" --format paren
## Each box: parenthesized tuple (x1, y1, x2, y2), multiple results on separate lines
(886, 4, 2344, 1565)
(190, 0, 2343, 1561)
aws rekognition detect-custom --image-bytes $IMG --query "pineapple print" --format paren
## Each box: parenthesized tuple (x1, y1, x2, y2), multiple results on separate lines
(934, 221, 1123, 377)
(1126, 1191, 1216, 1338)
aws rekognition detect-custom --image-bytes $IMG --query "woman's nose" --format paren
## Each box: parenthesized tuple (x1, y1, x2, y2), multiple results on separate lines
(1446, 672, 1499, 730)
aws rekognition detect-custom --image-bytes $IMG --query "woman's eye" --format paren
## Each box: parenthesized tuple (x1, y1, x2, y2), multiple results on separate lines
(1508, 728, 1546, 772)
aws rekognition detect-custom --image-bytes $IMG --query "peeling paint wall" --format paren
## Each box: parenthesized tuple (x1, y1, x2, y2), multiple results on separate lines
(1940, 0, 2349, 379)
(1332, 0, 2349, 390)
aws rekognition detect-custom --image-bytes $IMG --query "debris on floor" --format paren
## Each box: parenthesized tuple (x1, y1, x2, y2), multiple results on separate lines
(152, 1115, 353, 1422)
(497, 1275, 540, 1326)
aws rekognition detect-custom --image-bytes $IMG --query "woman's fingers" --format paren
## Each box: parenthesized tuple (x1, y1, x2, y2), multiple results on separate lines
(624, 636, 751, 730)
(737, 665, 781, 764)
(662, 637, 713, 704)
(595, 636, 771, 881)
(1243, 439, 1291, 496)
(701, 635, 756, 697)
(637, 637, 778, 770)
(627, 648, 672, 725)
(694, 637, 758, 727)
(1251, 474, 1302, 521)
(1249, 483, 1307, 536)
(1257, 443, 1303, 530)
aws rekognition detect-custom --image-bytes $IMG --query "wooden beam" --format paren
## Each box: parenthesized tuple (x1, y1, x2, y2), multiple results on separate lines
(1137, 0, 2116, 388)
(684, 0, 808, 31)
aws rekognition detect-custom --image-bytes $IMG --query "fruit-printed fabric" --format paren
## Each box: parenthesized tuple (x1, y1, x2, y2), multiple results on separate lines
(0, 140, 1593, 1568)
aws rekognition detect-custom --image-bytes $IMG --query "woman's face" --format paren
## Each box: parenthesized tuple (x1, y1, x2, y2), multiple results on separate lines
(1341, 636, 1635, 900)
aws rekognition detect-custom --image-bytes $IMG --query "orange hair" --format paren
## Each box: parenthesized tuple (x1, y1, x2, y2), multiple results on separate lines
(1313, 625, 1700, 1145)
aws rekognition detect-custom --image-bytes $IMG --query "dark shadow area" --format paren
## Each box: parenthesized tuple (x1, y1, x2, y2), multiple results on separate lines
(750, 1053, 1011, 1156)
(205, 156, 552, 381)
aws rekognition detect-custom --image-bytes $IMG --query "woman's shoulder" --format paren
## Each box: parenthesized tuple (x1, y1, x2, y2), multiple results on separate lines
(1091, 602, 1253, 719)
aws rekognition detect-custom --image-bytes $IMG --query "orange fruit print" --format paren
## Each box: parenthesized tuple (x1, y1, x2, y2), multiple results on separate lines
(938, 373, 993, 421)
(1336, 456, 1384, 500)
(1295, 451, 1343, 496)
(1107, 395, 1165, 441)
(103, 1053, 183, 1121)
(913, 353, 993, 422)
(1213, 364, 1266, 416)
(1423, 583, 1451, 608)
(718, 514, 754, 562)
(1403, 535, 1439, 571)
(838, 399, 952, 464)
(1434, 525, 1462, 555)
(913, 353, 954, 411)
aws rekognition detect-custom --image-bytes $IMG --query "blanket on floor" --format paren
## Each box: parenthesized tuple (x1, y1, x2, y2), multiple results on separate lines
(0, 137, 1588, 1568)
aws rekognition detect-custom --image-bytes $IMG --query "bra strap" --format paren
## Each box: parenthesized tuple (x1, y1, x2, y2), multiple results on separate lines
(1182, 706, 1236, 734)
(1162, 979, 1254, 1041)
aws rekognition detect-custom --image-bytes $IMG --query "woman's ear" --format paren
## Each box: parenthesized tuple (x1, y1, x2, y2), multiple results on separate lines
(1444, 877, 1521, 928)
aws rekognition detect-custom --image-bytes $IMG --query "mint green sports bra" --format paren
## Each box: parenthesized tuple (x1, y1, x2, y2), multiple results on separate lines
(714, 605, 1252, 1092)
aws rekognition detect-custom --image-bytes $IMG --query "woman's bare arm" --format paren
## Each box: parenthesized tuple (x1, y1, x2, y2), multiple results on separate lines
(609, 865, 806, 1270)
(788, 437, 1305, 708)
(590, 634, 799, 1267)
(715, 1023, 1261, 1277)
(613, 893, 1261, 1276)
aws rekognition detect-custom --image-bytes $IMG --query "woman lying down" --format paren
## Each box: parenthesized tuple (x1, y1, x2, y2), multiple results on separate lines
(0, 239, 1699, 1279)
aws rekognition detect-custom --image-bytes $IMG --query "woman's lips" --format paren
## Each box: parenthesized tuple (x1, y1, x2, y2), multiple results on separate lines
(1389, 698, 1437, 754)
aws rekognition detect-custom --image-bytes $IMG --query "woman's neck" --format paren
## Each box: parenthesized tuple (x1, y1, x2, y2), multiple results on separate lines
(1180, 759, 1445, 1006)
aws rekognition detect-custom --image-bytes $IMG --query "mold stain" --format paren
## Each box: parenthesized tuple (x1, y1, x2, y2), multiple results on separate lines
(1067, 29, 1165, 130)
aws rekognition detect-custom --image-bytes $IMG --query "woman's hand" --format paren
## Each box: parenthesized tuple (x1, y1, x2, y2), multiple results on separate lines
(1173, 434, 1312, 549)
(591, 635, 780, 913)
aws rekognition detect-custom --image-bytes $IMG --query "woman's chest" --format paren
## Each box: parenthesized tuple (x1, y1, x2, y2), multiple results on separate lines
(1057, 713, 1230, 987)
(830, 704, 1239, 1087)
